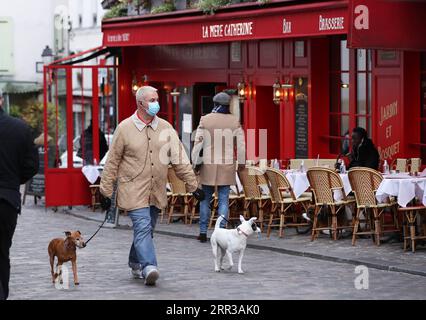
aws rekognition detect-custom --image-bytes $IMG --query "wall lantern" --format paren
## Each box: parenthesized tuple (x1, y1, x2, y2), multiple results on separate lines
(132, 73, 139, 95)
(41, 45, 54, 65)
(281, 81, 294, 102)
(341, 83, 349, 89)
(273, 79, 283, 105)
(237, 80, 247, 102)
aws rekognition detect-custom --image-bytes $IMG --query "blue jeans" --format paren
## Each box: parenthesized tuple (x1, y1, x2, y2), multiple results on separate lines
(200, 185, 230, 234)
(128, 206, 160, 273)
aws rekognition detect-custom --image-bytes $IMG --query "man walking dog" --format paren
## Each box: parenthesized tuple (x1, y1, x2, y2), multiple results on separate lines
(100, 86, 204, 286)
(0, 90, 39, 299)
(192, 92, 246, 243)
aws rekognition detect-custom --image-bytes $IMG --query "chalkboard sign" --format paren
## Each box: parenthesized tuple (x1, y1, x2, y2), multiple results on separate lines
(23, 150, 45, 204)
(295, 77, 308, 159)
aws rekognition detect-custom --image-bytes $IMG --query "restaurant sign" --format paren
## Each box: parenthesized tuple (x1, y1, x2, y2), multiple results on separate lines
(103, 5, 348, 46)
(376, 77, 402, 162)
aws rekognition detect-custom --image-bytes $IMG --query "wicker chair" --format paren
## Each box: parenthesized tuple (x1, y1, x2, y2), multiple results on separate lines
(264, 168, 312, 238)
(398, 205, 426, 252)
(348, 167, 399, 246)
(391, 158, 408, 172)
(238, 166, 271, 231)
(408, 158, 422, 174)
(167, 167, 192, 224)
(306, 167, 355, 241)
(89, 184, 101, 212)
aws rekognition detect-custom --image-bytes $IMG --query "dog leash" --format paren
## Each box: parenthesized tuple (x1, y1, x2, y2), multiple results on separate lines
(219, 215, 237, 228)
(84, 213, 108, 246)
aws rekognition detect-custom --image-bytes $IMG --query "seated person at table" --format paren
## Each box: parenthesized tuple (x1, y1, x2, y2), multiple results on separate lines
(77, 120, 109, 165)
(347, 127, 379, 170)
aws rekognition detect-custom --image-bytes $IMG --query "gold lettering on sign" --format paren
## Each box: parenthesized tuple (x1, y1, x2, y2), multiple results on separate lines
(319, 15, 345, 31)
(379, 101, 398, 127)
(283, 19, 292, 34)
(378, 141, 400, 160)
(201, 22, 253, 39)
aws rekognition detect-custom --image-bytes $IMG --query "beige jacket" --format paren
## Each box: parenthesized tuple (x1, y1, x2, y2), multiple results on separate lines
(100, 112, 198, 211)
(192, 113, 245, 186)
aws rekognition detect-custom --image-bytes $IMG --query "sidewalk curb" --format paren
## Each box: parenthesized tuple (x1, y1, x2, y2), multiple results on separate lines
(64, 210, 426, 278)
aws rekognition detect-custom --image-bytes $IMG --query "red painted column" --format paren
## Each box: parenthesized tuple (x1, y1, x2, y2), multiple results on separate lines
(92, 67, 100, 164)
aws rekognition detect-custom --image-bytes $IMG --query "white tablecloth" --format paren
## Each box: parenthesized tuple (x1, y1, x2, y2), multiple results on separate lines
(284, 171, 352, 200)
(82, 165, 103, 184)
(376, 175, 426, 207)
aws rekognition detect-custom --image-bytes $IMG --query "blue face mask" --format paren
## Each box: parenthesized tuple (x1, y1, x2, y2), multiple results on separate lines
(146, 101, 160, 117)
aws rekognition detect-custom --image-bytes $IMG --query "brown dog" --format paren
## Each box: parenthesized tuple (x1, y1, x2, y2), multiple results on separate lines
(48, 231, 85, 285)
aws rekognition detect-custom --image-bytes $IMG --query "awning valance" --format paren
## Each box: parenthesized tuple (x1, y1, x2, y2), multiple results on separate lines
(102, 1, 349, 47)
(49, 46, 121, 66)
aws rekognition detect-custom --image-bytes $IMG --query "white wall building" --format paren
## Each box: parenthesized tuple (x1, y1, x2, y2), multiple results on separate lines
(68, 0, 105, 54)
(0, 0, 69, 110)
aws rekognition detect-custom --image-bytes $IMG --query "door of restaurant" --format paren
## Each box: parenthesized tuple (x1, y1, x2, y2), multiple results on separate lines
(192, 83, 227, 129)
(43, 49, 118, 207)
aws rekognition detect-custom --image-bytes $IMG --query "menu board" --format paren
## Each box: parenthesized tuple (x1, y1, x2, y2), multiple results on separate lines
(24, 150, 45, 199)
(295, 77, 309, 159)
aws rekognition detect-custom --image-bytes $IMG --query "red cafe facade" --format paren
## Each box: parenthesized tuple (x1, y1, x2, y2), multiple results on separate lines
(43, 0, 426, 207)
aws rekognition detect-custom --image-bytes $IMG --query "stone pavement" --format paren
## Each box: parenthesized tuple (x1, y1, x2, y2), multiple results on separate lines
(66, 206, 426, 277)
(7, 203, 426, 300)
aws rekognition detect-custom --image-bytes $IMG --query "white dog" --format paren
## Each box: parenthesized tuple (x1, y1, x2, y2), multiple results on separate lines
(210, 215, 261, 274)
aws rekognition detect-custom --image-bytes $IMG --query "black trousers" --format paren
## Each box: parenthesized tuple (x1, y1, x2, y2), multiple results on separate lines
(0, 199, 18, 300)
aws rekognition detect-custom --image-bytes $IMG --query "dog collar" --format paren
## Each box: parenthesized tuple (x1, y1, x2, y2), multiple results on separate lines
(237, 227, 249, 237)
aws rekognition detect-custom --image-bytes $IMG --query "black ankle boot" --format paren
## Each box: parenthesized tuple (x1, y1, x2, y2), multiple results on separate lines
(197, 233, 207, 243)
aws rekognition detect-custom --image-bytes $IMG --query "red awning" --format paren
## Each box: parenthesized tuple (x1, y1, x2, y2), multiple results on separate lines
(102, 1, 349, 47)
(348, 0, 426, 51)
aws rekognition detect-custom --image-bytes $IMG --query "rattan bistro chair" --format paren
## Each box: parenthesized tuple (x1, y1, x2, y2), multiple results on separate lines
(167, 167, 192, 224)
(398, 205, 426, 252)
(238, 166, 271, 231)
(306, 167, 355, 241)
(348, 167, 399, 246)
(264, 168, 312, 238)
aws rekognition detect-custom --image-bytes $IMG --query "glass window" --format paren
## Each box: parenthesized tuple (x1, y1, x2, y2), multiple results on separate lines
(357, 49, 367, 71)
(47, 69, 67, 168)
(355, 49, 372, 134)
(295, 40, 306, 57)
(340, 40, 349, 71)
(357, 74, 367, 114)
(329, 38, 350, 154)
(341, 73, 350, 113)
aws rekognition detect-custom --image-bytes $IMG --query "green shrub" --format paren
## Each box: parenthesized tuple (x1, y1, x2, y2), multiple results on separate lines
(151, 2, 176, 14)
(103, 2, 128, 20)
(197, 0, 231, 14)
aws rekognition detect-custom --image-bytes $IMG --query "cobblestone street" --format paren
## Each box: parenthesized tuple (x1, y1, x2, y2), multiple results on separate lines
(8, 203, 426, 300)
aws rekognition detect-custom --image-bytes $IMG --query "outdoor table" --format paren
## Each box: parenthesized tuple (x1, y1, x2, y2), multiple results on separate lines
(82, 165, 104, 184)
(283, 170, 352, 200)
(375, 173, 426, 207)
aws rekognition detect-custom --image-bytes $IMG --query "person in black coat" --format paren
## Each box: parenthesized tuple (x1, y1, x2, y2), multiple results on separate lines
(77, 120, 109, 165)
(347, 127, 380, 170)
(0, 91, 39, 300)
